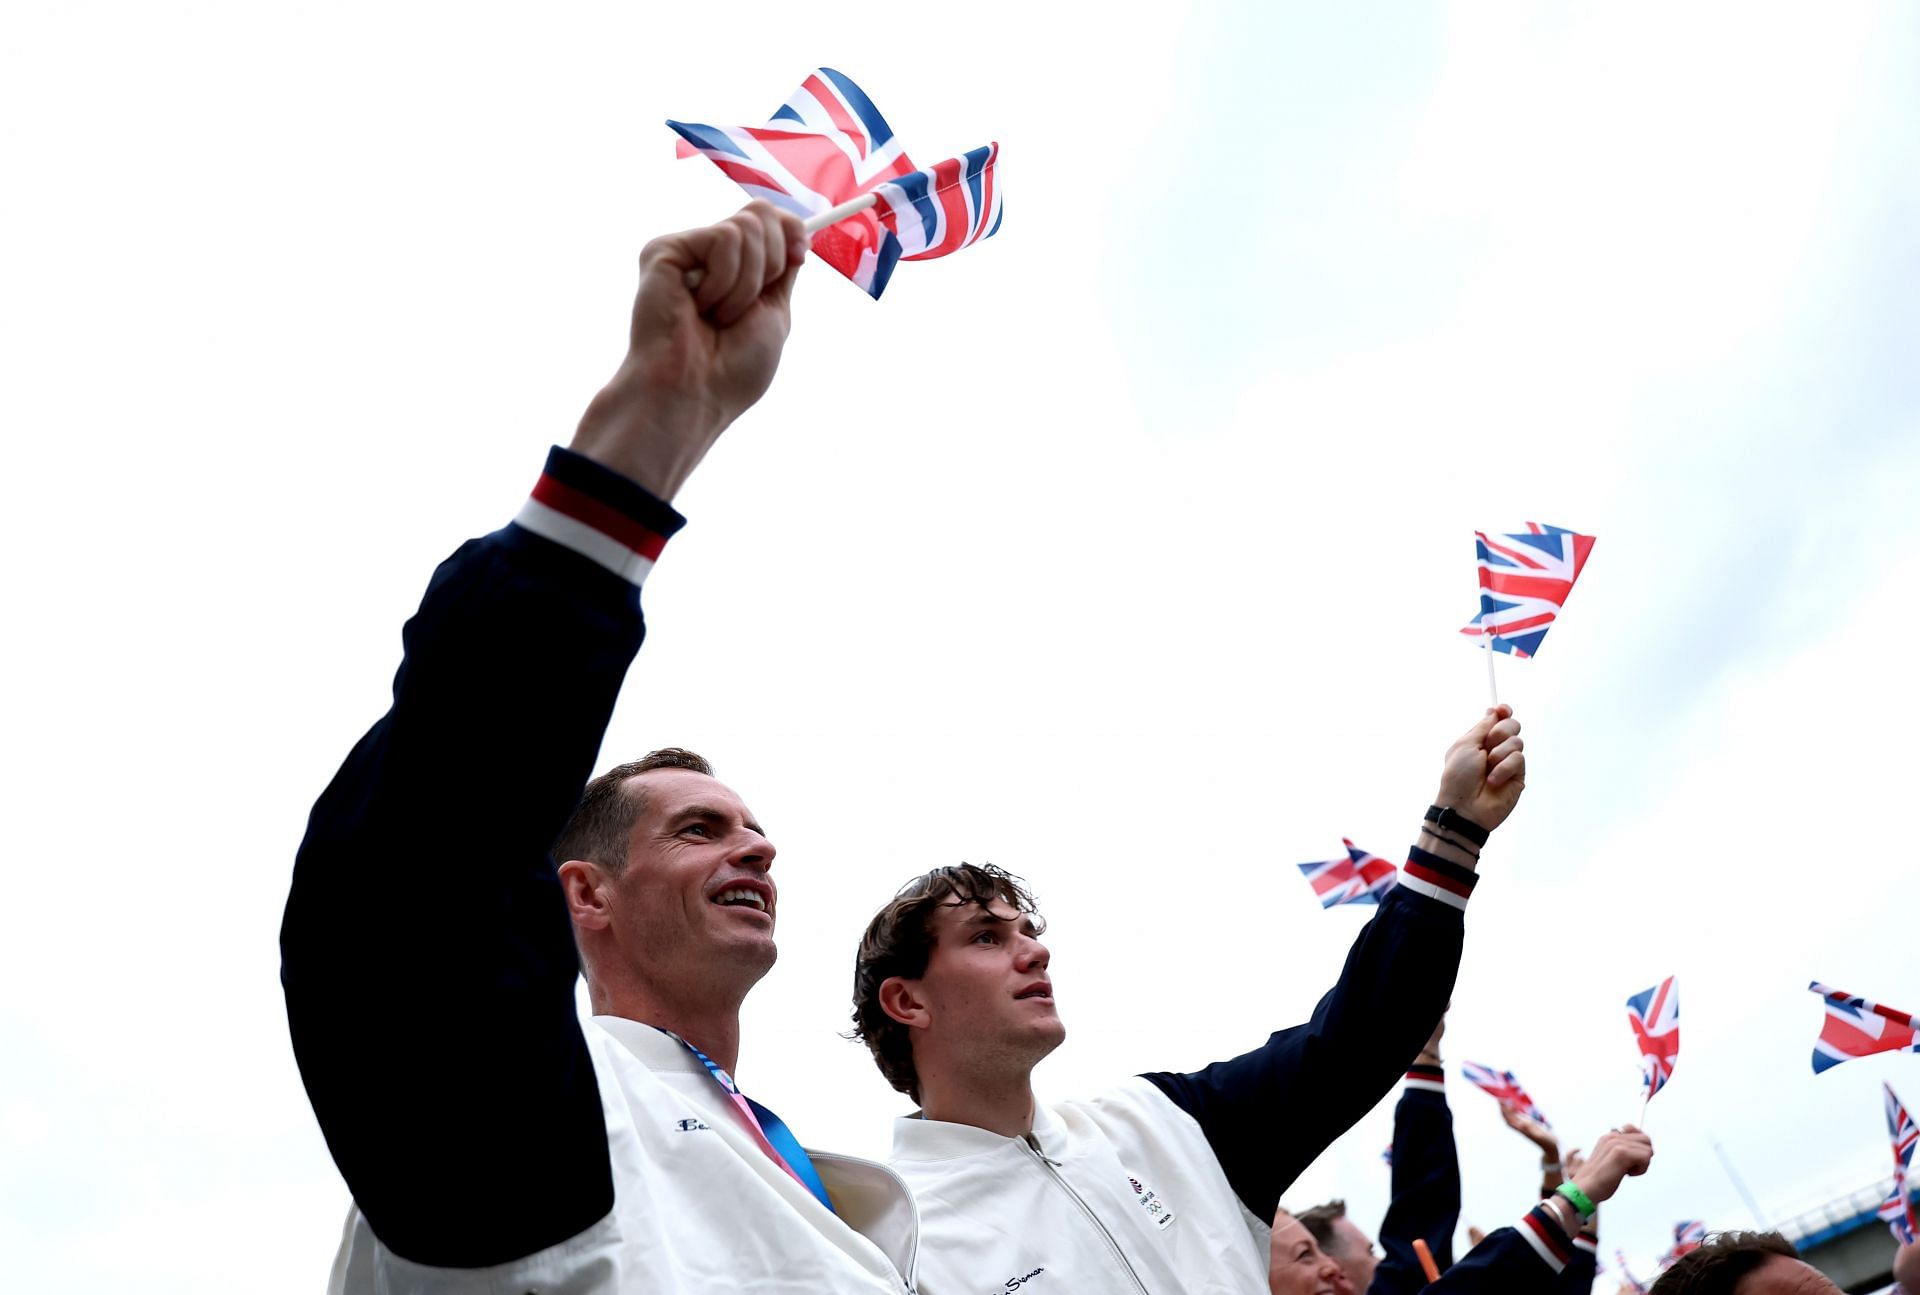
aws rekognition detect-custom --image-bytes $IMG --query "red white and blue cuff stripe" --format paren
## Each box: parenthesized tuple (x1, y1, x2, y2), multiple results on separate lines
(1404, 1063, 1446, 1094)
(1517, 1203, 1574, 1274)
(512, 447, 685, 587)
(1397, 846, 1477, 912)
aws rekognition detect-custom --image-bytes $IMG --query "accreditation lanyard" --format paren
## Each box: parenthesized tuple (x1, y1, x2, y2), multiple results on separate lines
(664, 1030, 837, 1214)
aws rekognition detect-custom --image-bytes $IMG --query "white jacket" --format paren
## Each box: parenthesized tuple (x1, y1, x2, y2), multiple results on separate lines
(890, 1079, 1269, 1295)
(328, 1017, 920, 1294)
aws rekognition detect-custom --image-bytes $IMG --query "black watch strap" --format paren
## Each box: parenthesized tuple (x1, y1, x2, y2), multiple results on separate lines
(1425, 804, 1490, 847)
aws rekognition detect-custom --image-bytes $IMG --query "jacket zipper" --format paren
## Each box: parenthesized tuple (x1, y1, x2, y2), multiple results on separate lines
(811, 1150, 922, 1295)
(1020, 1134, 1151, 1294)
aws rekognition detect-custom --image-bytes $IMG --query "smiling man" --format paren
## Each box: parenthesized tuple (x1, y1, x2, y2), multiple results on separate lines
(281, 203, 923, 1293)
(850, 708, 1525, 1294)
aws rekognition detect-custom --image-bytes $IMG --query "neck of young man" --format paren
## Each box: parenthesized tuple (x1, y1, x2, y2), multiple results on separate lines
(917, 1063, 1040, 1140)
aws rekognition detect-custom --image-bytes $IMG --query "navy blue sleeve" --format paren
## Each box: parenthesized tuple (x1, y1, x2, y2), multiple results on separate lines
(1554, 1234, 1598, 1295)
(1426, 1204, 1572, 1293)
(1139, 851, 1475, 1222)
(279, 447, 683, 1267)
(1367, 1069, 1461, 1295)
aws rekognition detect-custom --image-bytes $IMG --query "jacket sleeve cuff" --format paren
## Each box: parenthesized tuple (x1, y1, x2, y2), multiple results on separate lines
(1402, 1062, 1447, 1094)
(1516, 1202, 1574, 1274)
(511, 446, 687, 587)
(1396, 846, 1477, 912)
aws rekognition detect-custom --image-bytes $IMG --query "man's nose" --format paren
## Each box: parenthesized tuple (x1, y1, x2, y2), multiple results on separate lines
(1017, 937, 1049, 971)
(729, 829, 775, 872)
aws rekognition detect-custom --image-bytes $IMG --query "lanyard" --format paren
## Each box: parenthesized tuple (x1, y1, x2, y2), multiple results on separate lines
(663, 1030, 837, 1215)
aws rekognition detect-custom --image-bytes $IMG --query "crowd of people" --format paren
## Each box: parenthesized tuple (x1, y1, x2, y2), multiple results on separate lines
(279, 201, 1910, 1294)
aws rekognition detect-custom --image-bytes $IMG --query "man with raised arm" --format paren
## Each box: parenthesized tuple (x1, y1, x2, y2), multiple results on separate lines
(281, 202, 921, 1293)
(1279, 1127, 1653, 1295)
(848, 711, 1525, 1293)
(1298, 1018, 1461, 1295)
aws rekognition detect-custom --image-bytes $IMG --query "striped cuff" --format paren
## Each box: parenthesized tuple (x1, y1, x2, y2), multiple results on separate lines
(1404, 1063, 1446, 1094)
(1396, 847, 1477, 912)
(512, 447, 686, 587)
(1573, 1233, 1599, 1256)
(1517, 1202, 1574, 1274)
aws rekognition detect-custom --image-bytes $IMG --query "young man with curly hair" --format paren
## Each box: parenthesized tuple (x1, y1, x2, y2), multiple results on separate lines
(849, 710, 1525, 1293)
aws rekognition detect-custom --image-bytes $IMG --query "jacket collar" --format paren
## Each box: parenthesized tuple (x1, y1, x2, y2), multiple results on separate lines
(890, 1098, 1067, 1162)
(590, 1015, 710, 1075)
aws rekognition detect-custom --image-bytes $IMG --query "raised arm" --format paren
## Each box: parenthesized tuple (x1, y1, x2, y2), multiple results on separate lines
(1141, 706, 1525, 1221)
(1433, 1127, 1653, 1293)
(1369, 1020, 1462, 1295)
(279, 203, 807, 1267)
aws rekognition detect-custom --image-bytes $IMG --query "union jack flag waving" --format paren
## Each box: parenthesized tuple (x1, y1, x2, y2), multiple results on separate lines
(1460, 1060, 1551, 1127)
(1296, 839, 1397, 908)
(1661, 1220, 1707, 1264)
(1883, 1082, 1919, 1244)
(1627, 976, 1680, 1099)
(1461, 522, 1596, 659)
(668, 69, 1002, 299)
(1877, 1180, 1916, 1246)
(1809, 982, 1920, 1073)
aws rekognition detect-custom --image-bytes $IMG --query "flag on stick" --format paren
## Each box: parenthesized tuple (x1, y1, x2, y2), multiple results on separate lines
(1460, 1061, 1551, 1127)
(669, 68, 1001, 298)
(1627, 977, 1680, 1100)
(1808, 982, 1920, 1072)
(1296, 839, 1397, 908)
(1882, 1082, 1919, 1244)
(1461, 522, 1596, 659)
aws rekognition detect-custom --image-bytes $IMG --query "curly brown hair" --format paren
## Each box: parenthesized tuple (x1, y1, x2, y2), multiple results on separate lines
(849, 863, 1043, 1102)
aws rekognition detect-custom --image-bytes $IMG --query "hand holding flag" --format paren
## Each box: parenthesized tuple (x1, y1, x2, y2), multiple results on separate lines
(571, 202, 808, 498)
(670, 68, 1001, 299)
(1433, 704, 1526, 834)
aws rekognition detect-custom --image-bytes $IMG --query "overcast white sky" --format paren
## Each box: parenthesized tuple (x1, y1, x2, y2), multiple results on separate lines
(5, 3, 1919, 1290)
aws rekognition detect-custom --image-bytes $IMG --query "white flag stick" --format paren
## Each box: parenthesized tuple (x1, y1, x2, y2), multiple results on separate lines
(1485, 636, 1499, 706)
(801, 190, 880, 235)
(684, 192, 880, 290)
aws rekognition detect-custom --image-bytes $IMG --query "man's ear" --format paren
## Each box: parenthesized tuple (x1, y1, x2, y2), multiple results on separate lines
(557, 859, 612, 931)
(878, 976, 930, 1030)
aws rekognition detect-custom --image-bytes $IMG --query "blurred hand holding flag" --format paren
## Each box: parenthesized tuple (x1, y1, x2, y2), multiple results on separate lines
(1627, 976, 1680, 1100)
(1809, 982, 1920, 1072)
(1296, 839, 1397, 908)
(669, 68, 1001, 299)
(1460, 1060, 1551, 1127)
(1462, 522, 1596, 659)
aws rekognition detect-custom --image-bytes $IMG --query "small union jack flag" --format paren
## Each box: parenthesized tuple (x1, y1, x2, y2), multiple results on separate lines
(1882, 1082, 1920, 1244)
(1809, 982, 1920, 1073)
(1461, 522, 1596, 659)
(1659, 1220, 1708, 1266)
(1460, 1060, 1551, 1127)
(668, 69, 1001, 299)
(1879, 1178, 1917, 1246)
(1615, 1250, 1649, 1293)
(1627, 977, 1680, 1099)
(1296, 839, 1398, 908)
